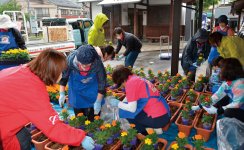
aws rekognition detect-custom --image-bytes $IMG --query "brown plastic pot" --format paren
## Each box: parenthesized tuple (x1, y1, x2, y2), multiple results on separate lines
(167, 141, 193, 150)
(162, 102, 182, 131)
(175, 111, 199, 136)
(194, 110, 217, 142)
(32, 132, 50, 150)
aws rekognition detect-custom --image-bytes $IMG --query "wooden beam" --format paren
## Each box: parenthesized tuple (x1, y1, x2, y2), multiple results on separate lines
(171, 0, 182, 76)
(134, 4, 138, 36)
(197, 0, 203, 29)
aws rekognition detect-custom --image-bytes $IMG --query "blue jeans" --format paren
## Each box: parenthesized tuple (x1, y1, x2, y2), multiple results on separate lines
(125, 51, 139, 68)
(16, 127, 31, 150)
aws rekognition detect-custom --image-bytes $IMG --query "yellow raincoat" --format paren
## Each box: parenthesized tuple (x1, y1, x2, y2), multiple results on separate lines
(88, 13, 109, 47)
(218, 36, 244, 65)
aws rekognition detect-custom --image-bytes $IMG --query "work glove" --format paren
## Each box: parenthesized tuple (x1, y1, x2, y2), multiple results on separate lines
(109, 98, 120, 107)
(59, 91, 66, 108)
(81, 136, 95, 150)
(191, 105, 201, 111)
(203, 105, 217, 114)
(117, 55, 124, 61)
(94, 100, 102, 115)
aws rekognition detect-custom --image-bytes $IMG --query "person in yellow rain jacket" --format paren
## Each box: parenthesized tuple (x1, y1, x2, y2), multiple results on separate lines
(88, 13, 109, 47)
(209, 32, 244, 65)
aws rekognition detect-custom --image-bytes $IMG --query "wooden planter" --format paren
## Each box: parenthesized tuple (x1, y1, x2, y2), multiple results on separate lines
(166, 91, 186, 103)
(194, 111, 217, 142)
(181, 92, 200, 105)
(136, 138, 168, 150)
(32, 132, 50, 150)
(167, 141, 193, 150)
(162, 102, 182, 131)
(175, 111, 199, 136)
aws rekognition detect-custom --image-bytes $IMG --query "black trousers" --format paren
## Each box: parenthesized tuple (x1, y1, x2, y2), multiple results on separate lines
(73, 107, 95, 121)
(16, 127, 31, 150)
(214, 96, 244, 122)
(127, 111, 170, 135)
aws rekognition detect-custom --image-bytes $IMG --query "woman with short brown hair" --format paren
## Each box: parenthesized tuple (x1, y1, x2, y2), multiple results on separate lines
(0, 49, 94, 150)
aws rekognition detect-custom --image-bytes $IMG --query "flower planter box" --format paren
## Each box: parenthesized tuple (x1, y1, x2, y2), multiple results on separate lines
(136, 138, 168, 150)
(110, 134, 144, 150)
(32, 131, 50, 150)
(166, 91, 186, 103)
(194, 111, 217, 142)
(181, 92, 200, 105)
(175, 111, 199, 136)
(167, 141, 193, 150)
(162, 102, 182, 131)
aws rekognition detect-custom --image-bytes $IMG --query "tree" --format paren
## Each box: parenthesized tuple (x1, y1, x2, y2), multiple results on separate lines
(0, 0, 21, 14)
(203, 0, 221, 10)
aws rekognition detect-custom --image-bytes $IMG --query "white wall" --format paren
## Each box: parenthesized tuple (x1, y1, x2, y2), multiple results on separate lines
(91, 2, 103, 20)
(121, 4, 129, 25)
(181, 3, 186, 25)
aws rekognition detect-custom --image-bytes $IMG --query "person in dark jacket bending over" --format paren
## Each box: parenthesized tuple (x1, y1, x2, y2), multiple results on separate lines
(114, 27, 142, 68)
(59, 45, 107, 121)
(0, 14, 26, 52)
(181, 29, 211, 81)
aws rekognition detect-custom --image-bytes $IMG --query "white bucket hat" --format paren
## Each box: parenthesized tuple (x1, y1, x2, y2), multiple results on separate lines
(0, 14, 17, 29)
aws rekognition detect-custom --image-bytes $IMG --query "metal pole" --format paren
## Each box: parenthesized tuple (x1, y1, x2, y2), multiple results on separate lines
(197, 0, 203, 29)
(171, 0, 182, 76)
(110, 8, 113, 42)
(27, 0, 30, 13)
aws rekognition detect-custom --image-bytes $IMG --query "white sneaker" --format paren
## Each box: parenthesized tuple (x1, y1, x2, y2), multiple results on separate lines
(154, 128, 163, 135)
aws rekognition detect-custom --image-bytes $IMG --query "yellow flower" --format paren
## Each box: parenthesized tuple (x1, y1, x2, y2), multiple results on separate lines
(194, 134, 203, 140)
(145, 138, 152, 145)
(105, 123, 111, 128)
(121, 131, 128, 137)
(178, 132, 186, 139)
(190, 89, 193, 92)
(85, 120, 91, 125)
(77, 113, 83, 117)
(70, 116, 76, 121)
(171, 143, 179, 150)
(62, 109, 67, 113)
(94, 116, 100, 120)
(199, 57, 203, 60)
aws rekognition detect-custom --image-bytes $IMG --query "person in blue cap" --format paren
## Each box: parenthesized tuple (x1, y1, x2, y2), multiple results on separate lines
(58, 45, 106, 121)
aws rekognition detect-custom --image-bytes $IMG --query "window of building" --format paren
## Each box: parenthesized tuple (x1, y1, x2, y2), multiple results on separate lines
(61, 9, 68, 15)
(35, 8, 49, 18)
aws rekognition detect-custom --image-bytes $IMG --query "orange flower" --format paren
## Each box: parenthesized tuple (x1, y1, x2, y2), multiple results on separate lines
(158, 71, 161, 74)
(62, 145, 69, 150)
(100, 125, 106, 130)
(62, 109, 67, 113)
(112, 120, 117, 126)
(176, 73, 181, 76)
(178, 80, 182, 83)
(178, 132, 186, 139)
(147, 128, 154, 135)
(194, 134, 203, 140)
(205, 97, 210, 102)
(130, 124, 135, 128)
(77, 113, 83, 117)
(167, 79, 171, 82)
(94, 116, 100, 120)
(56, 95, 60, 99)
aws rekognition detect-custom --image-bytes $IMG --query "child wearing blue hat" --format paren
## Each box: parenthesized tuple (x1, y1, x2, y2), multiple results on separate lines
(59, 45, 106, 121)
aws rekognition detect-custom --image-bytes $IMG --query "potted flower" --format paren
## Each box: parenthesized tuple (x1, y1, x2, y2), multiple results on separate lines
(0, 48, 30, 70)
(185, 89, 198, 103)
(59, 109, 69, 124)
(194, 81, 204, 92)
(148, 68, 155, 83)
(198, 95, 211, 107)
(107, 74, 114, 88)
(169, 87, 180, 101)
(140, 129, 158, 150)
(196, 53, 204, 66)
(170, 74, 181, 88)
(110, 120, 121, 139)
(180, 77, 191, 89)
(168, 132, 193, 150)
(192, 134, 204, 150)
(46, 84, 59, 103)
(68, 116, 78, 128)
(119, 124, 138, 150)
(197, 74, 209, 84)
(106, 64, 113, 75)
(161, 70, 171, 84)
(85, 116, 104, 137)
(93, 130, 110, 150)
(201, 113, 213, 130)
(76, 113, 87, 129)
(139, 68, 146, 78)
(157, 70, 163, 83)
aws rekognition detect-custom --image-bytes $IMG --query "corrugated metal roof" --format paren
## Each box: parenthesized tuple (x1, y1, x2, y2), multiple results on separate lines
(48, 0, 81, 8)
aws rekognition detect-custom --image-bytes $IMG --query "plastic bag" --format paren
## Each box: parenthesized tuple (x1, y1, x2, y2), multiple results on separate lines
(217, 117, 244, 150)
(100, 96, 130, 131)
